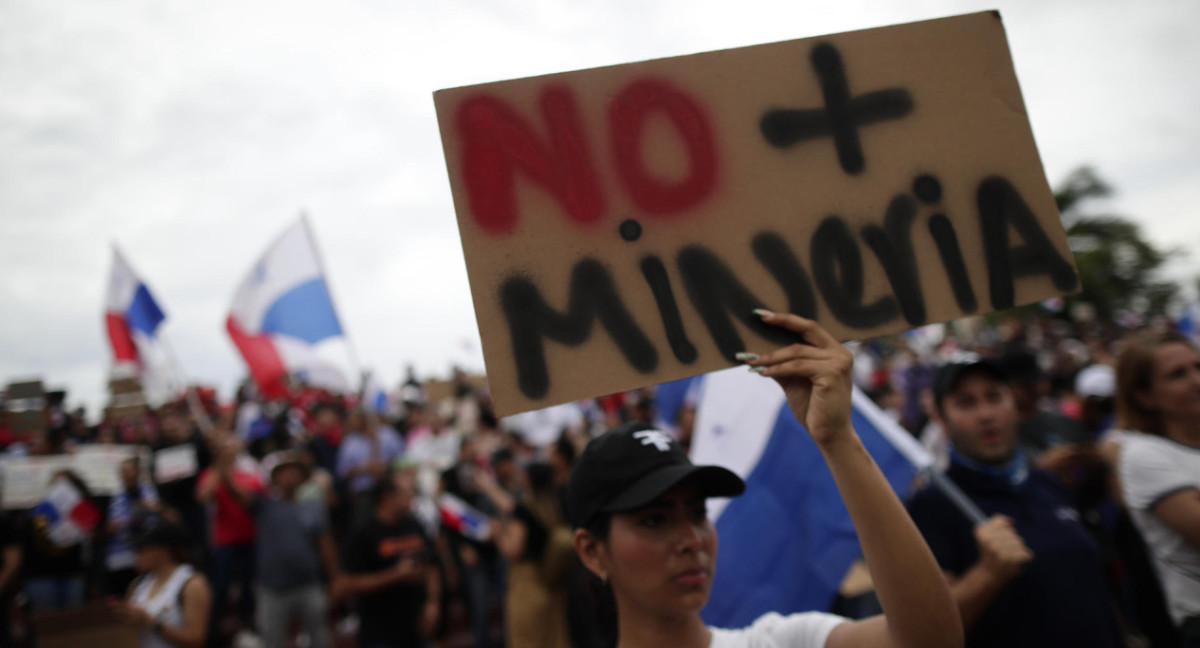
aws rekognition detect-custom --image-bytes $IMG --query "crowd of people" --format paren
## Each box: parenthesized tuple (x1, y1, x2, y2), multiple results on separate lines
(0, 309, 1197, 648)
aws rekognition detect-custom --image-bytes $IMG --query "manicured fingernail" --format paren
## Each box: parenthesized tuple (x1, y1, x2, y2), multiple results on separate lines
(749, 366, 768, 375)
(735, 352, 759, 362)
(753, 309, 774, 318)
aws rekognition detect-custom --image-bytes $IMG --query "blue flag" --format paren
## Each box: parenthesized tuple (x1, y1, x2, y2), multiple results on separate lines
(687, 366, 929, 628)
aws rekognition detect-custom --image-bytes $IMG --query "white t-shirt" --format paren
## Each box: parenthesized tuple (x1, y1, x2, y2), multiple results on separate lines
(709, 611, 847, 648)
(1120, 433, 1200, 625)
(131, 564, 195, 648)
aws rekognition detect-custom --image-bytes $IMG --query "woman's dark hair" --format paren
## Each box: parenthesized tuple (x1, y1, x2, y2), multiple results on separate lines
(578, 511, 618, 648)
(583, 510, 611, 541)
(135, 521, 193, 564)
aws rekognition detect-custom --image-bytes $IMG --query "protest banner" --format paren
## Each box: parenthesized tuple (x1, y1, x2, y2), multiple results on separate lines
(73, 444, 148, 492)
(434, 11, 1079, 416)
(1, 445, 147, 509)
(1, 455, 73, 509)
(154, 443, 199, 483)
(106, 376, 147, 422)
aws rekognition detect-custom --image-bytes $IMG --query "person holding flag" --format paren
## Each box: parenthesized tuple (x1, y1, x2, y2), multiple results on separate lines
(106, 246, 213, 430)
(906, 355, 1123, 647)
(567, 311, 961, 648)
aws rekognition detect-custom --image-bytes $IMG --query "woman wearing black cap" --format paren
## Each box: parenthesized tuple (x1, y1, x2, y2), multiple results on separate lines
(117, 522, 211, 648)
(568, 311, 962, 648)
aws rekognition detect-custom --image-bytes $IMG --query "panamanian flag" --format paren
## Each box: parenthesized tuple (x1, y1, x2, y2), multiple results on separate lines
(227, 218, 352, 399)
(438, 492, 492, 542)
(32, 477, 101, 548)
(105, 246, 175, 405)
(681, 366, 930, 627)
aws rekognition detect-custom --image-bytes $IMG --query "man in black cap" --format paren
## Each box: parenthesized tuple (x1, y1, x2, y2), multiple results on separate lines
(906, 355, 1123, 648)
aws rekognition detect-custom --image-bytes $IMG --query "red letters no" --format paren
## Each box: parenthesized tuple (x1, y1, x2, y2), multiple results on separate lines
(457, 86, 604, 236)
(609, 79, 718, 215)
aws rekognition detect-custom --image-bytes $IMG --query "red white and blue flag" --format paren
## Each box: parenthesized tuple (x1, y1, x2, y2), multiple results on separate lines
(227, 219, 351, 399)
(105, 247, 174, 403)
(32, 477, 101, 548)
(438, 492, 492, 542)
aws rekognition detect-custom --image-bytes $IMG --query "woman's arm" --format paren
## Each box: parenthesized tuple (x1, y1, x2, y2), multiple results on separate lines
(744, 311, 962, 648)
(158, 576, 211, 648)
(1152, 489, 1200, 547)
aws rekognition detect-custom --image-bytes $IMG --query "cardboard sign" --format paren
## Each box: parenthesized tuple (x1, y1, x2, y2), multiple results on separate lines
(107, 376, 147, 423)
(5, 379, 48, 433)
(73, 445, 149, 493)
(434, 12, 1079, 416)
(1, 445, 146, 509)
(1, 455, 73, 509)
(154, 443, 199, 483)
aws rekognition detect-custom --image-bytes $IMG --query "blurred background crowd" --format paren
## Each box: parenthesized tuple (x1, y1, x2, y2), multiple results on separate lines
(0, 165, 1198, 648)
(1, 297, 1199, 648)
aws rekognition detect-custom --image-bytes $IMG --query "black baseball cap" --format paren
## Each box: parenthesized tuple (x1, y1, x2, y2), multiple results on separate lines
(932, 354, 1008, 409)
(566, 422, 745, 529)
(134, 522, 191, 550)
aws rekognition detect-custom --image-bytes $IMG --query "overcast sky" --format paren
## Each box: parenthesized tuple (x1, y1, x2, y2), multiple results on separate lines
(2, 0, 1198, 416)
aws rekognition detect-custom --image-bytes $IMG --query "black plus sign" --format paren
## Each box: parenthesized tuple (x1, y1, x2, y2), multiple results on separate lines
(760, 43, 914, 175)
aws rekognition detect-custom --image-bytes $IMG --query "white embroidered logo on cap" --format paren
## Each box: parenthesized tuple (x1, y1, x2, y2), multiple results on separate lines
(633, 429, 673, 452)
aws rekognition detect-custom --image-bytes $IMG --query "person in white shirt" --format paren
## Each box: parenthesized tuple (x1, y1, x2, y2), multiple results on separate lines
(119, 522, 212, 648)
(566, 311, 961, 648)
(1116, 331, 1200, 645)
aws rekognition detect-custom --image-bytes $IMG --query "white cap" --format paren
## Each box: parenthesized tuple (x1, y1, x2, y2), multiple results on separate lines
(1076, 364, 1116, 398)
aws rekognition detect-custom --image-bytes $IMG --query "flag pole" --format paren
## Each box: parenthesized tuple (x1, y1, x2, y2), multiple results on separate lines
(850, 387, 989, 526)
(107, 243, 212, 434)
(922, 466, 988, 525)
(157, 334, 215, 435)
(299, 212, 365, 393)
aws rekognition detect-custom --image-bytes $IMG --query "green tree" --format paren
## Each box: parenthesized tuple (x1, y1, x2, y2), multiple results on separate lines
(1056, 167, 1178, 320)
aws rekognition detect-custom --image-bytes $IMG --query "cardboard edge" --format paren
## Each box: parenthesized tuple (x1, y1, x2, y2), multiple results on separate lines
(431, 11, 1006, 95)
